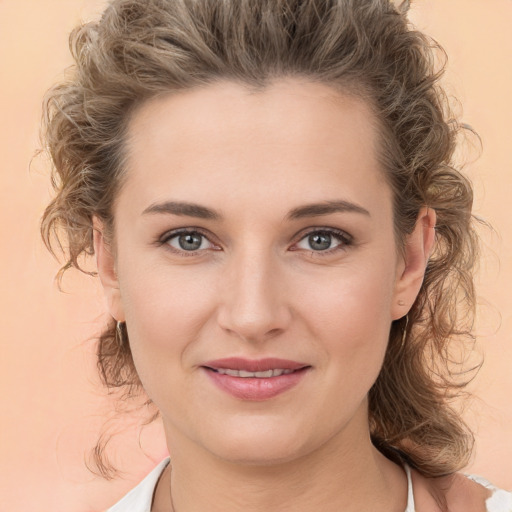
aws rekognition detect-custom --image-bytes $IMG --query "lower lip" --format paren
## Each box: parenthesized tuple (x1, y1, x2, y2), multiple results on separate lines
(202, 367, 310, 401)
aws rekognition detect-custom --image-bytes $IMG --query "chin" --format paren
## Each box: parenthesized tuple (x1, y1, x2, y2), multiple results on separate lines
(198, 420, 318, 466)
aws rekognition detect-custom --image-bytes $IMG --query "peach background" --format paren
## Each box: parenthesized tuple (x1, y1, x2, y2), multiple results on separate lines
(1, 1, 511, 510)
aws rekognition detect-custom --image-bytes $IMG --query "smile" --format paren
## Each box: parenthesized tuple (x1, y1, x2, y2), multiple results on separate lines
(201, 358, 311, 400)
(210, 368, 297, 378)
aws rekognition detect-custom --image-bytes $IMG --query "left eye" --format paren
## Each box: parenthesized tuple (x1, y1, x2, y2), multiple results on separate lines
(295, 230, 350, 252)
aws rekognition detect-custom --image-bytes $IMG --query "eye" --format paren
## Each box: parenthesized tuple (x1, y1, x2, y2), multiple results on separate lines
(161, 229, 218, 255)
(293, 228, 352, 255)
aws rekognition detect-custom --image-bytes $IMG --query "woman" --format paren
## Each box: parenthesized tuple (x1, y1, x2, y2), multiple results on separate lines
(40, 0, 511, 510)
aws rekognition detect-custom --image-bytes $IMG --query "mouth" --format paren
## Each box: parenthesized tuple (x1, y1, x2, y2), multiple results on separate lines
(202, 357, 310, 374)
(207, 368, 299, 378)
(201, 358, 311, 400)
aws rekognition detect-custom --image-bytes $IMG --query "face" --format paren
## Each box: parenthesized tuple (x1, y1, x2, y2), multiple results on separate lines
(95, 79, 433, 465)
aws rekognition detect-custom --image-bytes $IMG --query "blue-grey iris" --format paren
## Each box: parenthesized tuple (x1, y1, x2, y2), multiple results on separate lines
(309, 233, 331, 251)
(179, 233, 202, 250)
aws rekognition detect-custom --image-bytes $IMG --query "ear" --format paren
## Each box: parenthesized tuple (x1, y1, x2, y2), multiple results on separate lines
(92, 216, 125, 322)
(391, 206, 436, 320)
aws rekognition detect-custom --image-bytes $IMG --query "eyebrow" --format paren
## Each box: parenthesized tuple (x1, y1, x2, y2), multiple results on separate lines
(142, 201, 220, 219)
(287, 200, 371, 220)
(141, 199, 371, 220)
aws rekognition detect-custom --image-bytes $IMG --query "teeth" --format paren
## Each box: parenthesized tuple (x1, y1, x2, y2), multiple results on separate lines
(215, 368, 296, 378)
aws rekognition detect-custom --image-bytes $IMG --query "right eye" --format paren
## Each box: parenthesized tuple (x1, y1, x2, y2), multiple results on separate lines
(161, 229, 218, 256)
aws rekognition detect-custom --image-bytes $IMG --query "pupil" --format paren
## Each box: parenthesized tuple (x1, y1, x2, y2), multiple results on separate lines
(179, 233, 202, 250)
(309, 233, 331, 251)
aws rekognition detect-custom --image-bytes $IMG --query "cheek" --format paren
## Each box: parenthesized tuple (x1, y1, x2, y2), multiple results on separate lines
(296, 262, 396, 376)
(115, 260, 218, 394)
(120, 265, 215, 342)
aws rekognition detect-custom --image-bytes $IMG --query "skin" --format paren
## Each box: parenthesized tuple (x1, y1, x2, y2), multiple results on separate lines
(93, 79, 488, 511)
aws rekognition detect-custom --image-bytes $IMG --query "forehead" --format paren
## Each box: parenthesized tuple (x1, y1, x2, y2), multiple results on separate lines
(126, 78, 378, 156)
(120, 78, 390, 221)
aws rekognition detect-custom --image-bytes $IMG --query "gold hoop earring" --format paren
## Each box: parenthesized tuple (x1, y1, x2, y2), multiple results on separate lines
(401, 314, 409, 349)
(116, 321, 125, 348)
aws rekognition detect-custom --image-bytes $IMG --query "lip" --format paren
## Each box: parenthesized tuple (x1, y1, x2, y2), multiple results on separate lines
(201, 357, 311, 401)
(202, 357, 309, 372)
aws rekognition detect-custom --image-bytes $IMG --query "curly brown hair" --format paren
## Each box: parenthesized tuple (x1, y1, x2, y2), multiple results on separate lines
(40, 0, 481, 479)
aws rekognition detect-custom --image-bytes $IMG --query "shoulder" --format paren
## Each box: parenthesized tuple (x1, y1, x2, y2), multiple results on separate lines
(440, 473, 492, 512)
(411, 469, 512, 512)
(464, 473, 512, 512)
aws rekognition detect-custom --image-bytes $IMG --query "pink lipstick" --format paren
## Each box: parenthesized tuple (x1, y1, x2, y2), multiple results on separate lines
(201, 357, 311, 401)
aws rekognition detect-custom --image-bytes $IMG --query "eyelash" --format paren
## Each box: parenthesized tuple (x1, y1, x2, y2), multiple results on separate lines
(158, 227, 353, 258)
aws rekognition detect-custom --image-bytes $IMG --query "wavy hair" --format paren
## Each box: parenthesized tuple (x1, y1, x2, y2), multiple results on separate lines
(40, 0, 481, 479)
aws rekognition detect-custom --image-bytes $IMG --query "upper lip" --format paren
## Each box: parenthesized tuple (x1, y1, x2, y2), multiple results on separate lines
(202, 357, 310, 372)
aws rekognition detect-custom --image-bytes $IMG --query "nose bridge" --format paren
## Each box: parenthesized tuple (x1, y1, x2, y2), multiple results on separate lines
(217, 238, 289, 342)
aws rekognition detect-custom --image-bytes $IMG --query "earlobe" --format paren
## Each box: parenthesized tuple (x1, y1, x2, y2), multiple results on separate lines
(391, 207, 436, 320)
(92, 216, 125, 322)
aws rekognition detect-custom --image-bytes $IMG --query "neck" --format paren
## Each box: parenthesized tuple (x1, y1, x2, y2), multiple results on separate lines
(155, 414, 408, 512)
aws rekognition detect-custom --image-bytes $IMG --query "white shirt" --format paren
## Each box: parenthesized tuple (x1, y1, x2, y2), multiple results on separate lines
(106, 456, 512, 512)
(107, 457, 171, 512)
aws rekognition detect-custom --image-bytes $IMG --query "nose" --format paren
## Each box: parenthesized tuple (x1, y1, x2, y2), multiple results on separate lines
(216, 244, 292, 344)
